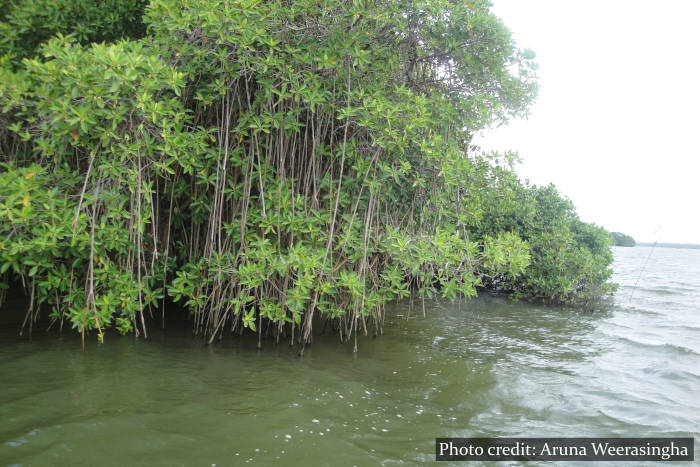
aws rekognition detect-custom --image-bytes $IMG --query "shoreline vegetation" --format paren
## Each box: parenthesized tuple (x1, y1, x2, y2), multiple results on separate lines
(0, 0, 615, 351)
(610, 232, 635, 247)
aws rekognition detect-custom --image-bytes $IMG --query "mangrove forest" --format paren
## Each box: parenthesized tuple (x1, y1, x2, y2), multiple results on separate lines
(0, 0, 616, 351)
(610, 232, 636, 247)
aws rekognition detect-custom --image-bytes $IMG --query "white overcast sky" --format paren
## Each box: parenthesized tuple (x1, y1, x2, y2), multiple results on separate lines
(474, 0, 700, 244)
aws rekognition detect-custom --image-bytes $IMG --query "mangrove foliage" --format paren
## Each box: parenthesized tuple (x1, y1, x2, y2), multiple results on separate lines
(0, 0, 615, 349)
(610, 232, 635, 247)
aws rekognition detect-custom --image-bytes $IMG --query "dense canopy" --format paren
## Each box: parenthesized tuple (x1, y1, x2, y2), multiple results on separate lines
(610, 232, 635, 247)
(0, 0, 615, 349)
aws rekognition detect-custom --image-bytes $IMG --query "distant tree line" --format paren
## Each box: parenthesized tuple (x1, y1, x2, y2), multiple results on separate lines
(610, 232, 636, 247)
(637, 242, 700, 250)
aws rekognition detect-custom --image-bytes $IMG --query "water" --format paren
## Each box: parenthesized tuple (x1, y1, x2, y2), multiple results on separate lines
(0, 246, 698, 465)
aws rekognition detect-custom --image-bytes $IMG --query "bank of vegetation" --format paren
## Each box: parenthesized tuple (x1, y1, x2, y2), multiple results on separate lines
(610, 232, 635, 247)
(0, 0, 615, 350)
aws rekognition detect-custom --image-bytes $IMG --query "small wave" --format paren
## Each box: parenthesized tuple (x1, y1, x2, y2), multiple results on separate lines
(594, 409, 645, 428)
(614, 335, 698, 356)
(640, 288, 677, 296)
(636, 322, 700, 333)
(642, 366, 700, 382)
(640, 285, 697, 295)
(650, 300, 685, 308)
(614, 299, 694, 316)
(612, 305, 659, 316)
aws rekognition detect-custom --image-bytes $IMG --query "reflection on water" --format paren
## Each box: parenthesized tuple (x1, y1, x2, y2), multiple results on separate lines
(0, 246, 698, 465)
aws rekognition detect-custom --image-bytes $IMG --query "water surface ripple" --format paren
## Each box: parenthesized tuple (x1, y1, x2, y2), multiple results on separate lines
(0, 246, 698, 465)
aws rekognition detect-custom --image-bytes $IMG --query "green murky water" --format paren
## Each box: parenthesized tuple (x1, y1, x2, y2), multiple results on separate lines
(1, 246, 698, 465)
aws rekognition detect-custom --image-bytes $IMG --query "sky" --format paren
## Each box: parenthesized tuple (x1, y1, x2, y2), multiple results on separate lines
(473, 0, 700, 244)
